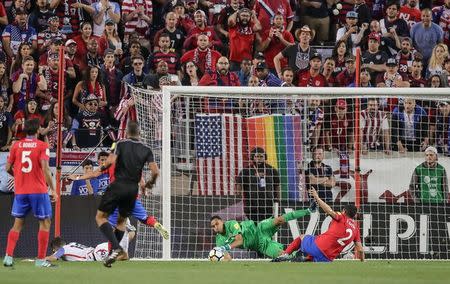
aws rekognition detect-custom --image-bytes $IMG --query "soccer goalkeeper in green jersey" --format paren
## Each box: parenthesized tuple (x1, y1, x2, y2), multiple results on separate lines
(210, 202, 317, 260)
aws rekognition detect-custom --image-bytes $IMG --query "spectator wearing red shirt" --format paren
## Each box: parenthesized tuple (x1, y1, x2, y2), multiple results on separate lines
(153, 12, 186, 56)
(408, 59, 427, 87)
(254, 0, 293, 33)
(12, 98, 43, 140)
(147, 33, 180, 76)
(180, 34, 222, 75)
(399, 0, 421, 28)
(228, 8, 261, 71)
(36, 52, 59, 113)
(322, 57, 336, 87)
(336, 55, 357, 87)
(256, 13, 294, 72)
(73, 22, 103, 69)
(184, 9, 222, 51)
(215, 0, 241, 41)
(297, 52, 326, 87)
(395, 37, 418, 76)
(0, 2, 7, 31)
(331, 40, 350, 77)
(325, 99, 353, 152)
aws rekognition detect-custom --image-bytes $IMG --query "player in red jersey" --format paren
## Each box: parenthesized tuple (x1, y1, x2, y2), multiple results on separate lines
(3, 119, 56, 268)
(273, 187, 364, 262)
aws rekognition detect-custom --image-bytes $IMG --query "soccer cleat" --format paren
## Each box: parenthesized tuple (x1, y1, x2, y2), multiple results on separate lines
(154, 222, 169, 240)
(271, 253, 292, 262)
(35, 259, 56, 268)
(103, 247, 124, 268)
(3, 255, 13, 267)
(308, 199, 318, 213)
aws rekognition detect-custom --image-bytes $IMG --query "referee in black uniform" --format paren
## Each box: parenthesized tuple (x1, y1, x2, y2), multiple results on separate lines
(95, 121, 159, 267)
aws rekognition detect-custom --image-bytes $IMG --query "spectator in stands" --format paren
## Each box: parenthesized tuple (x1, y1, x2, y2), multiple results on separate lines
(66, 94, 109, 149)
(41, 102, 71, 150)
(235, 147, 280, 223)
(444, 57, 450, 85)
(431, 101, 450, 154)
(409, 146, 449, 203)
(121, 0, 153, 50)
(0, 61, 12, 113)
(11, 56, 47, 113)
(144, 60, 180, 90)
(322, 57, 336, 86)
(306, 99, 325, 150)
(336, 55, 357, 87)
(37, 15, 66, 55)
(120, 40, 144, 75)
(184, 10, 222, 51)
(352, 67, 372, 87)
(235, 59, 252, 86)
(300, 0, 330, 44)
(429, 74, 446, 88)
(392, 98, 429, 153)
(361, 32, 388, 84)
(28, 0, 55, 33)
(215, 0, 241, 42)
(399, 0, 421, 28)
(70, 160, 99, 196)
(52, 0, 93, 38)
(100, 49, 123, 119)
(255, 62, 283, 87)
(2, 8, 37, 59)
(256, 13, 294, 74)
(411, 8, 444, 69)
(332, 40, 350, 77)
(180, 34, 222, 75)
(274, 25, 316, 77)
(102, 19, 123, 58)
(12, 98, 43, 140)
(325, 99, 353, 152)
(376, 57, 410, 87)
(381, 2, 410, 39)
(147, 33, 180, 76)
(6, 0, 27, 24)
(395, 37, 417, 76)
(9, 42, 31, 77)
(153, 12, 185, 56)
(228, 8, 262, 71)
(181, 61, 201, 86)
(306, 146, 336, 202)
(73, 22, 96, 68)
(172, 1, 195, 34)
(281, 67, 295, 87)
(354, 0, 372, 25)
(37, 52, 60, 113)
(426, 43, 448, 78)
(0, 95, 13, 151)
(255, 0, 293, 33)
(360, 98, 391, 154)
(432, 0, 450, 47)
(72, 65, 107, 114)
(90, 0, 121, 37)
(297, 52, 326, 87)
(336, 11, 367, 50)
(408, 58, 427, 87)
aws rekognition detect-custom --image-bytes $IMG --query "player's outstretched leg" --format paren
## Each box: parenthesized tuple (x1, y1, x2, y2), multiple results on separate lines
(35, 259, 57, 267)
(103, 247, 124, 268)
(3, 255, 13, 267)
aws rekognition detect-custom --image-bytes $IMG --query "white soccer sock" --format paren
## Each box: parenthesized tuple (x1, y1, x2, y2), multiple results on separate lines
(119, 231, 129, 254)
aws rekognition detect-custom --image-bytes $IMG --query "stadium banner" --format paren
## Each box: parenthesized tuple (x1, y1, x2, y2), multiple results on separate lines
(169, 197, 450, 260)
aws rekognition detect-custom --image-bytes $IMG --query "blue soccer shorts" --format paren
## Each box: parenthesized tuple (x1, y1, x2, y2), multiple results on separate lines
(300, 235, 331, 262)
(108, 199, 148, 226)
(12, 193, 52, 219)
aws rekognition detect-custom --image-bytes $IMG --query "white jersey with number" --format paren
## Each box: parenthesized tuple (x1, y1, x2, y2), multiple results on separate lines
(59, 242, 109, 261)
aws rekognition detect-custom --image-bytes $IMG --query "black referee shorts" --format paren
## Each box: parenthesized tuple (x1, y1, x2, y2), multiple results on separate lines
(98, 180, 138, 218)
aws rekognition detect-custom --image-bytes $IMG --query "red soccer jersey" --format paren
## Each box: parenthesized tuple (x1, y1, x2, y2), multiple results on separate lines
(107, 163, 116, 183)
(315, 212, 361, 261)
(228, 26, 255, 63)
(8, 138, 50, 194)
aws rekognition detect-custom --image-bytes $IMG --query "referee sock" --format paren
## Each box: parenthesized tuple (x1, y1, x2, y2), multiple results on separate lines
(6, 230, 20, 257)
(282, 209, 310, 222)
(37, 230, 50, 259)
(99, 223, 120, 250)
(145, 216, 157, 227)
(284, 237, 301, 254)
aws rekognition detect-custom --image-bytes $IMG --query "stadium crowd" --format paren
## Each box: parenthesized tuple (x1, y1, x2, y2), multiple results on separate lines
(0, 0, 449, 192)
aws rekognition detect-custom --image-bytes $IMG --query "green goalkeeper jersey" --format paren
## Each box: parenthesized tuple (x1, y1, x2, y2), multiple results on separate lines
(215, 220, 258, 250)
(414, 163, 447, 203)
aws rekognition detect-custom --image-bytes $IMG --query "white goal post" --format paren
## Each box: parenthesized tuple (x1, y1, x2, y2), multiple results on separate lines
(131, 85, 450, 260)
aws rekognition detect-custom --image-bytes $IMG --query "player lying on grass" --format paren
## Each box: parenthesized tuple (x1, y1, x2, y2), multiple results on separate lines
(272, 187, 364, 262)
(46, 222, 136, 262)
(210, 201, 317, 260)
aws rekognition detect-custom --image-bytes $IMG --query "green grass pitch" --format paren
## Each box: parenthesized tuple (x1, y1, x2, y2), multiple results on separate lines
(1, 260, 449, 284)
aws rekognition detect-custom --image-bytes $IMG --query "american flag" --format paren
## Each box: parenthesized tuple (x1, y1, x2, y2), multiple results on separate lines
(195, 114, 244, 195)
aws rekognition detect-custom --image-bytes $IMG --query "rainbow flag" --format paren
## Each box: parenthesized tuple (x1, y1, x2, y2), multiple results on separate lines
(245, 115, 303, 200)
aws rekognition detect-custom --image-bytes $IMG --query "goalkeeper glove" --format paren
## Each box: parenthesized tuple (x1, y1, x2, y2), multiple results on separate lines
(154, 222, 170, 240)
(219, 244, 231, 252)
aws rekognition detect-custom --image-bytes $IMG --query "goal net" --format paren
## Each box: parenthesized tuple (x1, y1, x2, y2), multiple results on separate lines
(132, 85, 450, 260)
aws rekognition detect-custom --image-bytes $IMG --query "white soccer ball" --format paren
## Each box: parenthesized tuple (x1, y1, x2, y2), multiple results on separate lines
(208, 248, 224, 262)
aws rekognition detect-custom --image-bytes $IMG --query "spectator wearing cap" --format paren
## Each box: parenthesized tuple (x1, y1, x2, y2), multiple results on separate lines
(11, 56, 47, 114)
(274, 25, 317, 77)
(2, 8, 37, 59)
(395, 37, 418, 77)
(147, 33, 181, 76)
(324, 99, 353, 152)
(256, 13, 295, 73)
(297, 52, 326, 87)
(432, 0, 450, 47)
(121, 0, 152, 50)
(254, 0, 293, 33)
(250, 51, 266, 76)
(426, 43, 448, 79)
(228, 8, 262, 71)
(336, 11, 367, 50)
(100, 18, 123, 58)
(180, 34, 222, 75)
(235, 58, 252, 86)
(199, 56, 240, 113)
(411, 8, 444, 68)
(300, 0, 330, 43)
(72, 65, 107, 114)
(37, 15, 66, 55)
(215, 0, 242, 42)
(52, 0, 94, 38)
(90, 0, 121, 37)
(361, 32, 388, 84)
(376, 58, 410, 88)
(184, 10, 223, 51)
(399, 0, 421, 29)
(408, 58, 427, 87)
(12, 97, 43, 140)
(255, 61, 283, 87)
(392, 98, 429, 153)
(28, 0, 55, 33)
(336, 55, 357, 87)
(153, 12, 186, 56)
(409, 146, 449, 203)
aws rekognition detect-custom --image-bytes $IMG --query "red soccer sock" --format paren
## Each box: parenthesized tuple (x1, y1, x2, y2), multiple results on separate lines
(37, 230, 50, 259)
(145, 216, 157, 227)
(6, 230, 20, 257)
(284, 237, 301, 254)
